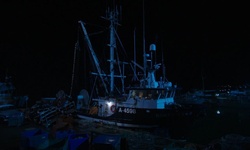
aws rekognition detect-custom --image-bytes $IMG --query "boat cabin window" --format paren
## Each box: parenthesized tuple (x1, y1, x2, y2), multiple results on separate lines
(131, 89, 166, 99)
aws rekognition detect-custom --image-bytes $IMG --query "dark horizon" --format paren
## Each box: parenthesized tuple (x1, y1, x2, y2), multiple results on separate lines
(1, 0, 249, 99)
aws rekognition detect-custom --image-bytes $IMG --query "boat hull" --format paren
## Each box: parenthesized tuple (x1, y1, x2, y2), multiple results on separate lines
(77, 104, 205, 128)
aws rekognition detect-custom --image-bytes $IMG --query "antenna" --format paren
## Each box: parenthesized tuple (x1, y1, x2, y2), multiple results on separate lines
(162, 48, 166, 82)
(132, 27, 137, 81)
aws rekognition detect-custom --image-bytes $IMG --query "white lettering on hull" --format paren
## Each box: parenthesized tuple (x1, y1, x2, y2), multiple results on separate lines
(118, 107, 136, 114)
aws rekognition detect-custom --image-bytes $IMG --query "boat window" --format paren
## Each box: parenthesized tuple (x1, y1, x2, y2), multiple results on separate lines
(130, 89, 167, 99)
(131, 90, 137, 98)
(131, 90, 144, 99)
(158, 90, 166, 98)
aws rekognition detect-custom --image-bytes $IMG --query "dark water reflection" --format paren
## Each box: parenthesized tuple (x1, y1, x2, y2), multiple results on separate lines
(168, 100, 250, 145)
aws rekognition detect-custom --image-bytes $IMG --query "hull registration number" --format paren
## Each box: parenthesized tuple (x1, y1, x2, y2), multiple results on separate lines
(118, 107, 136, 114)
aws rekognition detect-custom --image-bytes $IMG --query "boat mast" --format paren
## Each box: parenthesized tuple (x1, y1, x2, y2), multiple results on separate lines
(104, 6, 119, 95)
(109, 10, 116, 94)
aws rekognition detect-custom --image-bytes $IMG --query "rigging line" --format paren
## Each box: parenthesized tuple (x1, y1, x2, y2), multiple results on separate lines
(161, 44, 167, 82)
(84, 23, 108, 37)
(70, 42, 79, 97)
(89, 75, 98, 106)
(88, 29, 107, 37)
(130, 63, 139, 81)
(115, 45, 123, 94)
(79, 20, 109, 95)
(132, 27, 138, 81)
(85, 22, 107, 30)
(113, 27, 128, 58)
(69, 27, 80, 97)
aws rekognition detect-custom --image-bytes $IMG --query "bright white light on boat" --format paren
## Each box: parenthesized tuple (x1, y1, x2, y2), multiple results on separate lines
(216, 110, 221, 115)
(106, 101, 113, 107)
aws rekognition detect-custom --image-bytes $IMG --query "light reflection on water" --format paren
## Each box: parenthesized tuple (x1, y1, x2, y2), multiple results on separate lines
(145, 99, 250, 145)
(179, 100, 250, 144)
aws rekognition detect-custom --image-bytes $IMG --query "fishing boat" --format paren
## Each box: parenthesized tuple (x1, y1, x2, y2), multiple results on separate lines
(73, 4, 204, 128)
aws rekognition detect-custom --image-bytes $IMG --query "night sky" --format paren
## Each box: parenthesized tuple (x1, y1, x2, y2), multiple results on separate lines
(1, 0, 249, 99)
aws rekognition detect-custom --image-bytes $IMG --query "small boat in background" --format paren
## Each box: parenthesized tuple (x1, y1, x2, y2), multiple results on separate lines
(0, 75, 29, 108)
(0, 75, 15, 104)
